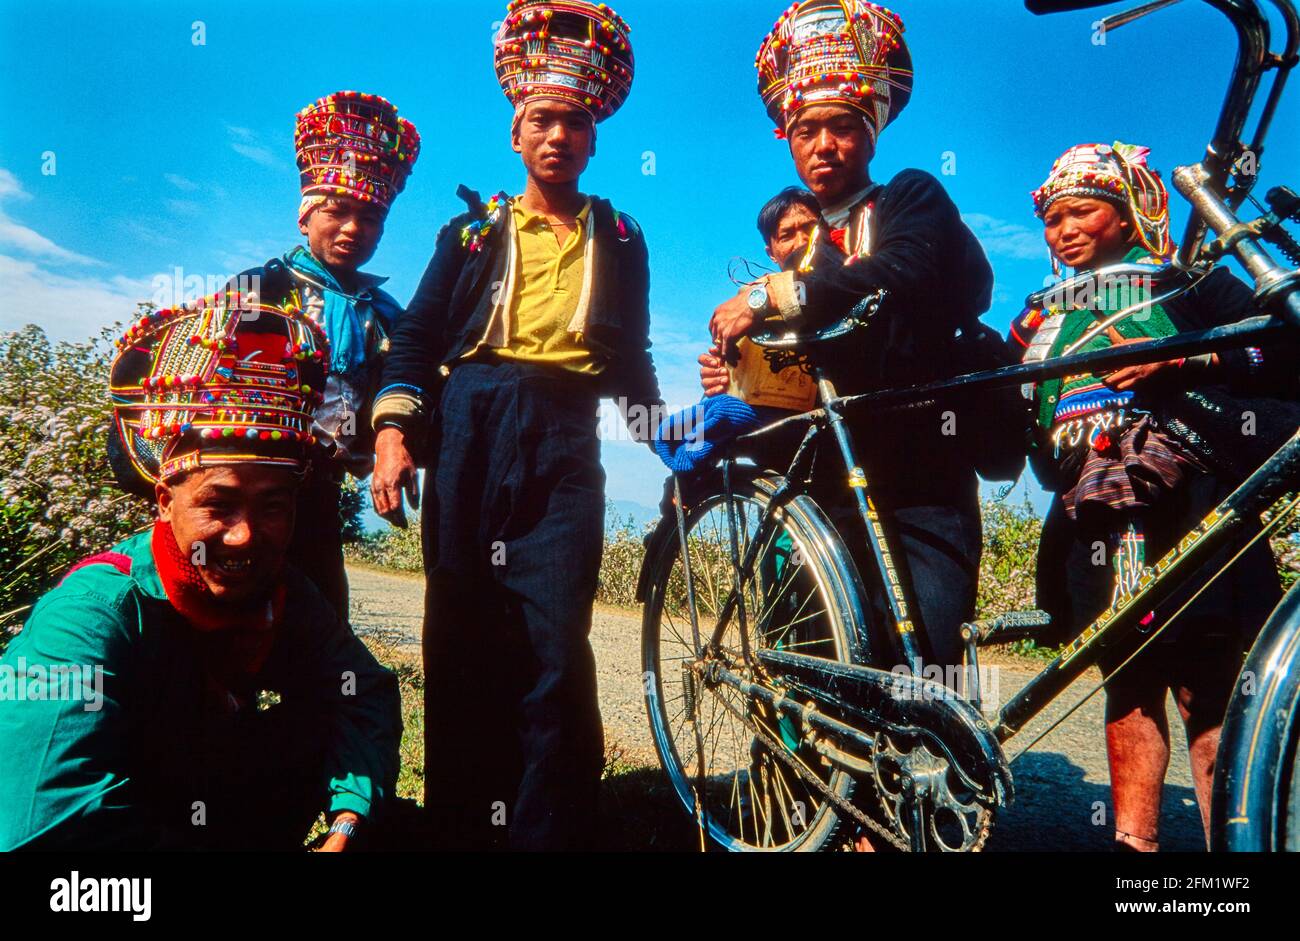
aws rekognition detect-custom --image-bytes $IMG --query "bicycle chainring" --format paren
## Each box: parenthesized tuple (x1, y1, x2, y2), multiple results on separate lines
(871, 732, 995, 852)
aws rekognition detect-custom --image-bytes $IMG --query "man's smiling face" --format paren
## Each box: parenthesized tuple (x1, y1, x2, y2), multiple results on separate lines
(300, 195, 387, 272)
(157, 464, 299, 604)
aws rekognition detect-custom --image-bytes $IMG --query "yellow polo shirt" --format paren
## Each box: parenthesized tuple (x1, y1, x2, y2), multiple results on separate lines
(467, 199, 601, 375)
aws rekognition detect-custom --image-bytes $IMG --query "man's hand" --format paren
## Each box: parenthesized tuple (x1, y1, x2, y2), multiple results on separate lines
(371, 426, 419, 528)
(698, 343, 729, 397)
(710, 284, 760, 361)
(317, 811, 360, 853)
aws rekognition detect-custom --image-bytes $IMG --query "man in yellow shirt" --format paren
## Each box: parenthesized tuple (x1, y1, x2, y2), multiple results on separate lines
(370, 0, 660, 850)
(466, 199, 601, 374)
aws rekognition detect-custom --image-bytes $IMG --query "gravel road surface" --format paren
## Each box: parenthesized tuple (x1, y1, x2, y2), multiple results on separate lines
(349, 563, 1207, 852)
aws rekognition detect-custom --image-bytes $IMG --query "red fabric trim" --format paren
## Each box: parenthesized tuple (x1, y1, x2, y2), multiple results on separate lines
(60, 552, 133, 584)
(150, 520, 282, 677)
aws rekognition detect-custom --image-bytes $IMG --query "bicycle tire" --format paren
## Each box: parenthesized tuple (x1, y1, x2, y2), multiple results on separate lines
(641, 472, 871, 851)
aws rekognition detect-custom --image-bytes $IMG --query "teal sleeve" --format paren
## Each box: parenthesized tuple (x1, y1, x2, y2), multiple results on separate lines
(0, 586, 164, 850)
(287, 590, 402, 820)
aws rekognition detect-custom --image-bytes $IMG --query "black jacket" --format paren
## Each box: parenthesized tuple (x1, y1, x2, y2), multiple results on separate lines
(797, 170, 996, 502)
(378, 192, 662, 447)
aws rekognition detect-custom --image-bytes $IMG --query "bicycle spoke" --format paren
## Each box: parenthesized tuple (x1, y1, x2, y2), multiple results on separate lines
(646, 488, 857, 852)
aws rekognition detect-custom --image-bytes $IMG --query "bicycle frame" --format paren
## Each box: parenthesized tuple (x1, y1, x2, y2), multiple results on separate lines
(650, 0, 1300, 850)
(703, 329, 1300, 711)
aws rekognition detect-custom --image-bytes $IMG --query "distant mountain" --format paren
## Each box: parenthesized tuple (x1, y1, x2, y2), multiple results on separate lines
(607, 499, 660, 536)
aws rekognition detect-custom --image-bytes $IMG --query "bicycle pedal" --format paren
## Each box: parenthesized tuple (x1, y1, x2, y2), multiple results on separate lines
(965, 610, 1053, 647)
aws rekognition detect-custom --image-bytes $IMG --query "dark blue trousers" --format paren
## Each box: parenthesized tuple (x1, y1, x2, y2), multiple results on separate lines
(420, 361, 606, 850)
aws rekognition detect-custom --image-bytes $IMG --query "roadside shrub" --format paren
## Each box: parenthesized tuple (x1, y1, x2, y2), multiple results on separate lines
(0, 321, 154, 641)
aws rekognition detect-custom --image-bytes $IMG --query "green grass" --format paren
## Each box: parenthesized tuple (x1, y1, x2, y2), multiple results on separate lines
(359, 635, 698, 851)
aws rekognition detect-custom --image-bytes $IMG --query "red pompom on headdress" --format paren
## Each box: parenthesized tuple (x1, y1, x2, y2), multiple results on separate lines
(756, 0, 912, 144)
(494, 0, 635, 123)
(294, 90, 420, 218)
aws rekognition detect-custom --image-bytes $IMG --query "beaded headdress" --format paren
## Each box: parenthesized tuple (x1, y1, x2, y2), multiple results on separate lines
(494, 0, 635, 123)
(1033, 141, 1172, 258)
(109, 297, 329, 487)
(294, 90, 420, 222)
(756, 0, 912, 143)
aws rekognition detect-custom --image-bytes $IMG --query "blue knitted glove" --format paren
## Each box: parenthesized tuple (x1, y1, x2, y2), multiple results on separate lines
(652, 395, 786, 473)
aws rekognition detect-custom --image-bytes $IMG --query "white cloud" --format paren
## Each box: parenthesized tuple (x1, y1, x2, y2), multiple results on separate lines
(962, 213, 1046, 262)
(165, 198, 201, 216)
(0, 254, 153, 343)
(0, 168, 29, 201)
(226, 124, 278, 167)
(0, 168, 103, 266)
(164, 173, 199, 191)
(0, 216, 103, 266)
(0, 165, 151, 341)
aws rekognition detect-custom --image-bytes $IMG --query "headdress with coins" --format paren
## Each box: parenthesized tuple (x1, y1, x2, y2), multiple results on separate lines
(1032, 141, 1172, 258)
(494, 0, 634, 125)
(756, 0, 912, 143)
(109, 296, 329, 488)
(294, 90, 420, 224)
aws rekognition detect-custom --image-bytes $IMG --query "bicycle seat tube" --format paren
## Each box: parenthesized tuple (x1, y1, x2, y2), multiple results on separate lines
(814, 366, 924, 669)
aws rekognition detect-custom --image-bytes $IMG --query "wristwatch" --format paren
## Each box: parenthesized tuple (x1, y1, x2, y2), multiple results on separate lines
(747, 283, 770, 312)
(328, 818, 359, 840)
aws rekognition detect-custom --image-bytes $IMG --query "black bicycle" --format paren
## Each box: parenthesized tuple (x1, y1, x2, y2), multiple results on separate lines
(638, 0, 1300, 851)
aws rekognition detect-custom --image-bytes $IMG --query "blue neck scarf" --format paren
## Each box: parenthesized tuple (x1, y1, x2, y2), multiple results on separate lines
(284, 246, 374, 380)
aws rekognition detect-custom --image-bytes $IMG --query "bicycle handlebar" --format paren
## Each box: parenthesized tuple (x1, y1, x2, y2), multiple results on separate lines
(1022, 262, 1195, 310)
(747, 289, 887, 351)
(1025, 0, 1299, 320)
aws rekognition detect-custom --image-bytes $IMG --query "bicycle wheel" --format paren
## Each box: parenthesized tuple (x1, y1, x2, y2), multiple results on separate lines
(642, 473, 869, 851)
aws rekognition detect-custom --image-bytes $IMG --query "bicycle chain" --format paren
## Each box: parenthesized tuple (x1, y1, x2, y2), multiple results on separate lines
(704, 682, 912, 852)
(704, 680, 995, 852)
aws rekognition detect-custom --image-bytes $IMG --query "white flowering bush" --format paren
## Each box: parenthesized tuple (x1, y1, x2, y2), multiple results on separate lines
(0, 319, 154, 637)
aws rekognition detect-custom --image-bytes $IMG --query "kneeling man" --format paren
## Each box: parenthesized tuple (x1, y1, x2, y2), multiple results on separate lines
(0, 301, 401, 851)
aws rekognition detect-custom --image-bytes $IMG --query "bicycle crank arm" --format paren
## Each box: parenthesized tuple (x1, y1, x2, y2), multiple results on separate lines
(748, 649, 1013, 807)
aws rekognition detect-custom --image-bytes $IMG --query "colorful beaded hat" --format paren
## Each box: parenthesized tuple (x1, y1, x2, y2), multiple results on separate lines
(1033, 141, 1172, 257)
(494, 0, 635, 123)
(756, 0, 913, 143)
(294, 90, 420, 218)
(109, 296, 329, 487)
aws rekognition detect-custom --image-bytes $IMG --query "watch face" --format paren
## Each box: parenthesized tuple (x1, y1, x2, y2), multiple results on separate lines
(748, 286, 768, 310)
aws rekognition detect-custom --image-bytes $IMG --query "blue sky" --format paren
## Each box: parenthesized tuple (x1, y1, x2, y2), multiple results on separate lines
(1, 0, 1296, 513)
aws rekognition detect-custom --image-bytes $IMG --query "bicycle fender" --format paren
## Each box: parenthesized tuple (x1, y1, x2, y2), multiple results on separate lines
(1212, 580, 1300, 852)
(635, 515, 677, 605)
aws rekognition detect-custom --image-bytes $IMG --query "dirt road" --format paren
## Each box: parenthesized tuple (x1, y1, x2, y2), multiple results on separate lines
(348, 563, 1207, 851)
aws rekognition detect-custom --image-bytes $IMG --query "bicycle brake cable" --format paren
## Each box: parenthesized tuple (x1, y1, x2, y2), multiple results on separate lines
(1006, 493, 1300, 764)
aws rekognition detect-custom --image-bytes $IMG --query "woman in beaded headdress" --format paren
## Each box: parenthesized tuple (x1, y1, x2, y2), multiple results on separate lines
(1011, 142, 1300, 852)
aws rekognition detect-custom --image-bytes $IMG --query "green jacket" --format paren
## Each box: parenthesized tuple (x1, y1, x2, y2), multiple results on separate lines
(0, 530, 401, 850)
